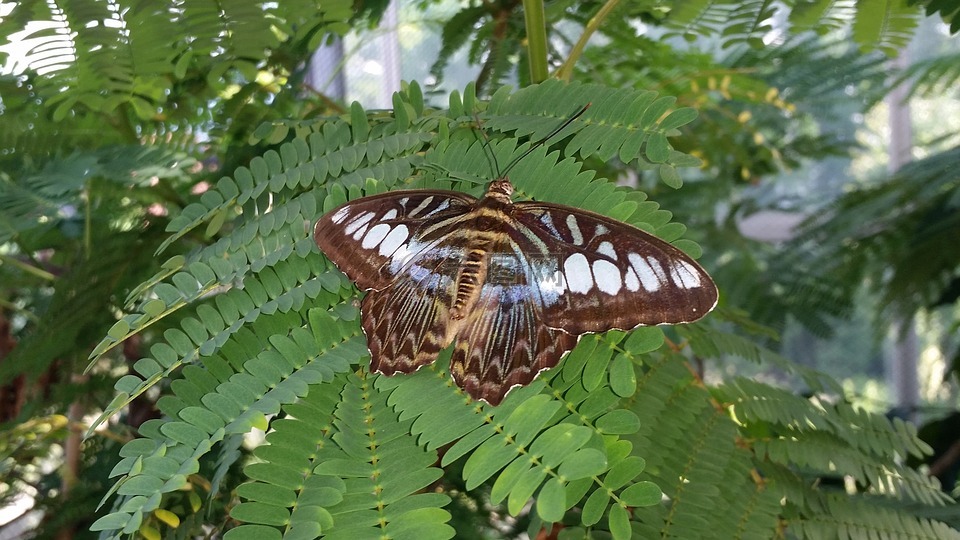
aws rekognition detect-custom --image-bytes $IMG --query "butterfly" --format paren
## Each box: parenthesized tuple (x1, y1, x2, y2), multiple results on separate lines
(314, 112, 718, 405)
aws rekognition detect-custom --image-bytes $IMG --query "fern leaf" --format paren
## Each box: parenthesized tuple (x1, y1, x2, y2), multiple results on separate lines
(852, 0, 921, 55)
(304, 371, 454, 539)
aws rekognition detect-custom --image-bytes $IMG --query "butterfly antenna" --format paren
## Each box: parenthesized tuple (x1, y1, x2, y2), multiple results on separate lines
(473, 109, 503, 179)
(500, 103, 591, 178)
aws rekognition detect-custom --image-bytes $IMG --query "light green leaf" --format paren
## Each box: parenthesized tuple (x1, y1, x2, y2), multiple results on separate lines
(558, 448, 607, 480)
(223, 525, 283, 540)
(609, 354, 637, 397)
(604, 456, 646, 490)
(536, 478, 567, 523)
(620, 481, 662, 507)
(582, 489, 609, 526)
(596, 410, 641, 435)
(608, 504, 631, 540)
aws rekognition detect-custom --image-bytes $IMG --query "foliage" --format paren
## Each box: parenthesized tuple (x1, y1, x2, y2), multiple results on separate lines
(912, 0, 960, 33)
(0, 0, 351, 121)
(2, 1, 960, 539)
(77, 81, 958, 539)
(428, 0, 937, 92)
(790, 146, 960, 324)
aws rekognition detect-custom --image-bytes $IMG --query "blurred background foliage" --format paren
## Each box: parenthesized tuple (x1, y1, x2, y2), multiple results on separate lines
(0, 0, 958, 537)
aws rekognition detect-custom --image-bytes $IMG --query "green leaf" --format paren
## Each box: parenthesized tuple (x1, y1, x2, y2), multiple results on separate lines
(107, 319, 130, 339)
(582, 489, 609, 526)
(503, 394, 561, 446)
(659, 163, 682, 188)
(536, 478, 567, 523)
(623, 327, 664, 355)
(596, 410, 641, 435)
(90, 512, 134, 532)
(230, 502, 290, 526)
(558, 448, 607, 480)
(490, 458, 532, 504)
(620, 481, 661, 507)
(508, 466, 547, 515)
(645, 132, 669, 163)
(658, 107, 698, 131)
(604, 456, 646, 490)
(609, 354, 637, 397)
(608, 504, 631, 540)
(223, 525, 283, 540)
(142, 299, 166, 317)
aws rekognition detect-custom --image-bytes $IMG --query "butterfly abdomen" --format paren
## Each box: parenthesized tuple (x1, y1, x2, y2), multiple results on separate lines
(450, 242, 491, 320)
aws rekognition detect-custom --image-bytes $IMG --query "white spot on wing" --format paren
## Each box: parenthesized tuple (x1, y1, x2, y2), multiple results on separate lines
(345, 211, 375, 235)
(381, 209, 398, 221)
(597, 241, 617, 260)
(592, 259, 622, 295)
(564, 253, 593, 293)
(378, 224, 409, 256)
(331, 207, 350, 224)
(670, 260, 702, 289)
(407, 196, 434, 217)
(535, 265, 567, 305)
(566, 214, 584, 245)
(424, 198, 450, 216)
(624, 267, 640, 291)
(595, 224, 609, 236)
(352, 223, 369, 240)
(628, 253, 661, 292)
(539, 212, 561, 238)
(362, 223, 391, 250)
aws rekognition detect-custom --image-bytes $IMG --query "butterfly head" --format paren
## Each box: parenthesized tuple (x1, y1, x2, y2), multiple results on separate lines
(485, 178, 514, 204)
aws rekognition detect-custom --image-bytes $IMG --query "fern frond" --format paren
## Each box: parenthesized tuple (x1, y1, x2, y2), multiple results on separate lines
(851, 0, 921, 55)
(681, 324, 843, 393)
(91, 310, 361, 537)
(484, 79, 702, 186)
(88, 81, 957, 539)
(791, 493, 960, 539)
(914, 0, 960, 33)
(898, 50, 960, 100)
(284, 370, 455, 540)
(789, 0, 857, 36)
(0, 0, 353, 119)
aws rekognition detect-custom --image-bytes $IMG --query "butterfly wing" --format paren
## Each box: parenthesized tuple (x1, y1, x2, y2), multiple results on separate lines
(359, 227, 468, 375)
(314, 190, 478, 290)
(315, 190, 479, 373)
(449, 238, 578, 405)
(512, 202, 718, 335)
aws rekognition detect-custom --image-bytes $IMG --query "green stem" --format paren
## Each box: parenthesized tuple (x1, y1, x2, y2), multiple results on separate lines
(84, 180, 92, 259)
(555, 0, 621, 81)
(0, 254, 57, 282)
(0, 297, 41, 323)
(522, 0, 549, 83)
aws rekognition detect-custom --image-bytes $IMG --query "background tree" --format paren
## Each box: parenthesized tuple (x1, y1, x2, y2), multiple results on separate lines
(1, 1, 959, 539)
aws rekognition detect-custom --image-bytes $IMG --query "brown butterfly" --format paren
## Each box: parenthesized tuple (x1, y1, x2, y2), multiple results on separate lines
(314, 110, 717, 405)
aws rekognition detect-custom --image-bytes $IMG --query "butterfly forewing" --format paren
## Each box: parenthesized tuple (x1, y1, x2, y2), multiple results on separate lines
(314, 190, 477, 290)
(513, 203, 718, 334)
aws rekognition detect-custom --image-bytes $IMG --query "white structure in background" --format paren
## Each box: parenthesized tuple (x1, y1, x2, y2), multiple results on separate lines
(306, 1, 401, 108)
(887, 50, 919, 423)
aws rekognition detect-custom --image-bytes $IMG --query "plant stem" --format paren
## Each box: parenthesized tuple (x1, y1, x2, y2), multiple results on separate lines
(555, 0, 621, 81)
(522, 0, 549, 83)
(0, 254, 56, 282)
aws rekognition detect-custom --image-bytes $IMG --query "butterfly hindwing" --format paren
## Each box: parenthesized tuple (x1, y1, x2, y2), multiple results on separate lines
(512, 202, 718, 335)
(449, 240, 579, 405)
(314, 190, 477, 290)
(361, 270, 457, 376)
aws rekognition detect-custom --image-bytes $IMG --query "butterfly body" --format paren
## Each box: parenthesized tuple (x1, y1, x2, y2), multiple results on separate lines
(315, 176, 717, 405)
